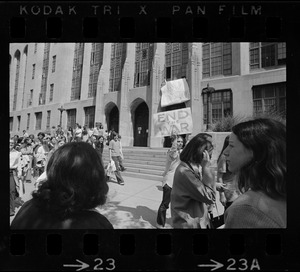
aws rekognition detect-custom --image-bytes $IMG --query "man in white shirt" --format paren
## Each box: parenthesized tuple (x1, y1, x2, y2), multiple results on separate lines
(109, 132, 125, 185)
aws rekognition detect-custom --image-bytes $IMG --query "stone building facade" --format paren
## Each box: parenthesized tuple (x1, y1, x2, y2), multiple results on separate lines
(9, 42, 286, 147)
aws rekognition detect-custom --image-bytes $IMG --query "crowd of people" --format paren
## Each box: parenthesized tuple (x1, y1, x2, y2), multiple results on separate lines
(10, 117, 286, 229)
(9, 122, 125, 219)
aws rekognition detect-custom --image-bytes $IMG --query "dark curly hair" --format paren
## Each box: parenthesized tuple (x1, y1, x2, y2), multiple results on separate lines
(180, 133, 213, 164)
(232, 118, 286, 199)
(32, 142, 108, 219)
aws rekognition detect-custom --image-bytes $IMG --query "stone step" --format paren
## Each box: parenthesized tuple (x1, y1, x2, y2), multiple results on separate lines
(103, 151, 167, 159)
(102, 155, 166, 163)
(103, 158, 166, 167)
(102, 147, 170, 180)
(125, 162, 165, 171)
(121, 171, 163, 182)
(124, 166, 163, 176)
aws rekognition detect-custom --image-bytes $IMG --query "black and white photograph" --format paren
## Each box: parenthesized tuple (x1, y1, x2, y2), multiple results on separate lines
(9, 42, 286, 229)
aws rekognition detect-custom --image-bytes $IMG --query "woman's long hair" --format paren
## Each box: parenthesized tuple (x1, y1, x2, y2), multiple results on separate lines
(180, 133, 213, 165)
(217, 135, 230, 164)
(232, 118, 286, 199)
(32, 142, 108, 219)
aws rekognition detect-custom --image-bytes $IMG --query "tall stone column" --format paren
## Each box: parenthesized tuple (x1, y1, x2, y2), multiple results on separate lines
(239, 43, 250, 75)
(95, 43, 112, 130)
(10, 52, 17, 112)
(80, 43, 92, 100)
(118, 43, 135, 146)
(189, 43, 203, 135)
(149, 43, 165, 147)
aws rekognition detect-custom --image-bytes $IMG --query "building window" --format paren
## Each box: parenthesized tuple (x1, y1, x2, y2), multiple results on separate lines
(250, 42, 286, 70)
(35, 112, 42, 130)
(26, 113, 30, 130)
(67, 109, 77, 129)
(165, 43, 188, 81)
(109, 43, 127, 92)
(84, 106, 95, 129)
(52, 55, 56, 73)
(203, 89, 232, 124)
(134, 43, 154, 87)
(39, 43, 50, 105)
(13, 51, 21, 111)
(34, 43, 37, 54)
(10, 117, 13, 132)
(28, 89, 33, 107)
(17, 116, 21, 131)
(252, 83, 286, 117)
(46, 111, 51, 129)
(49, 84, 54, 102)
(202, 43, 232, 78)
(88, 43, 104, 98)
(21, 46, 28, 109)
(71, 43, 84, 100)
(32, 64, 36, 79)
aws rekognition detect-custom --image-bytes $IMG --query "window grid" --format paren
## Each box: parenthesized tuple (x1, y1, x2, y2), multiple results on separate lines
(46, 111, 51, 129)
(134, 43, 154, 87)
(71, 43, 84, 100)
(10, 117, 13, 132)
(252, 83, 286, 117)
(88, 43, 104, 97)
(67, 109, 77, 129)
(35, 112, 42, 130)
(21, 46, 28, 109)
(27, 89, 33, 107)
(13, 54, 20, 111)
(84, 106, 95, 129)
(250, 42, 286, 70)
(17, 116, 21, 131)
(32, 64, 35, 79)
(202, 43, 232, 78)
(109, 43, 127, 92)
(52, 55, 56, 73)
(26, 113, 30, 130)
(39, 43, 50, 105)
(203, 90, 232, 123)
(49, 84, 54, 102)
(165, 43, 188, 81)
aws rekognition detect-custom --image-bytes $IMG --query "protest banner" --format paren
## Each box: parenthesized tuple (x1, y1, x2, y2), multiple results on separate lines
(153, 107, 193, 137)
(161, 78, 190, 107)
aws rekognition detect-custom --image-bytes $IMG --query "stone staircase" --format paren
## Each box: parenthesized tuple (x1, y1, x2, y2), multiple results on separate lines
(102, 146, 218, 182)
(102, 147, 168, 181)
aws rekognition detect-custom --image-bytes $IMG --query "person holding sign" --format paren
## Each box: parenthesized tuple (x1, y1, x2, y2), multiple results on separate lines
(156, 134, 184, 229)
(170, 133, 216, 229)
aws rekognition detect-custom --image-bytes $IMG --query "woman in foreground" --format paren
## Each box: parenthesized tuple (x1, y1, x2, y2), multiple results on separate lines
(223, 118, 286, 228)
(11, 142, 113, 229)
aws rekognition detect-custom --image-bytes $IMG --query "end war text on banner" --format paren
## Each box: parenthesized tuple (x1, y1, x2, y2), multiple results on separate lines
(153, 107, 193, 137)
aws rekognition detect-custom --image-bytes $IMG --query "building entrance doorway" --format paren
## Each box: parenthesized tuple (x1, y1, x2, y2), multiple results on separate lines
(133, 102, 149, 147)
(107, 105, 119, 133)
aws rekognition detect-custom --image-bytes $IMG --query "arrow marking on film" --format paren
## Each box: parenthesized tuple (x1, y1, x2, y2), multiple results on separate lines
(63, 259, 89, 271)
(198, 259, 224, 271)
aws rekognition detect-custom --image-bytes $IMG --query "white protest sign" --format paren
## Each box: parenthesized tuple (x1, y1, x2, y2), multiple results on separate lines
(161, 78, 190, 107)
(153, 107, 193, 137)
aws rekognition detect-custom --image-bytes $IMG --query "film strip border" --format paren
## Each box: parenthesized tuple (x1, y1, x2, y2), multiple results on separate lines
(1, 2, 295, 41)
(1, 1, 300, 271)
(3, 230, 296, 271)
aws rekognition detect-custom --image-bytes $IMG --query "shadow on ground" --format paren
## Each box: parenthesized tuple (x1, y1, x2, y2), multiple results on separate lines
(99, 201, 160, 229)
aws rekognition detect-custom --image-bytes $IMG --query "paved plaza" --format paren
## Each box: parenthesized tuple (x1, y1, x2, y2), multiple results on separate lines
(10, 175, 224, 229)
